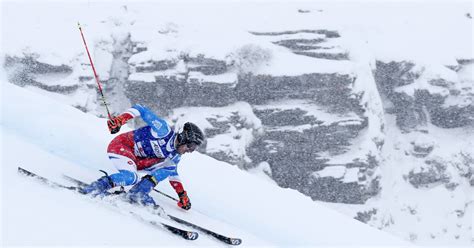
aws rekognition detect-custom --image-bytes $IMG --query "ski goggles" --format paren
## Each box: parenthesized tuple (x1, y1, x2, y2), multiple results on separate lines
(186, 142, 198, 152)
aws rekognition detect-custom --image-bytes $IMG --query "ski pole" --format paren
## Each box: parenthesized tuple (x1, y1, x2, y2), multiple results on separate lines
(77, 22, 113, 120)
(154, 189, 179, 202)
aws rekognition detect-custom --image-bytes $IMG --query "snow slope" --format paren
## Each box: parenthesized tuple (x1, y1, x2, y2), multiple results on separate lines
(0, 81, 412, 246)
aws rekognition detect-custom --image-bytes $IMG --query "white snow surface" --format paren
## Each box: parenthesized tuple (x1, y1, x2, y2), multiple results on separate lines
(0, 81, 411, 246)
(1, 0, 473, 247)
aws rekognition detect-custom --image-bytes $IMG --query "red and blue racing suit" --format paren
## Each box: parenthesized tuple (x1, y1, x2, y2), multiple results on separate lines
(106, 104, 185, 194)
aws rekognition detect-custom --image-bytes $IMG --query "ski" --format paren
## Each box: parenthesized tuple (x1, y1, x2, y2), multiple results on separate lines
(167, 214, 242, 245)
(62, 174, 88, 187)
(63, 173, 243, 245)
(18, 167, 80, 191)
(17, 167, 199, 241)
(128, 211, 198, 241)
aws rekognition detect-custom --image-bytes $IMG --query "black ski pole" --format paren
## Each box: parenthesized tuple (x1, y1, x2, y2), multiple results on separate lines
(154, 189, 179, 202)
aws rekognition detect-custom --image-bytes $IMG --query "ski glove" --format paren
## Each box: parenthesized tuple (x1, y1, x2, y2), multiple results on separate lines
(177, 191, 191, 210)
(107, 114, 132, 134)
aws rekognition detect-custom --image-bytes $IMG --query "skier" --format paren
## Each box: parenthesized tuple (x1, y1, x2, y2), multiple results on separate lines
(80, 104, 204, 211)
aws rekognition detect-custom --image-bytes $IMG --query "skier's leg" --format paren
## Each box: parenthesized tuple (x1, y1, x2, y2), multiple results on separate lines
(105, 131, 139, 186)
(127, 160, 171, 206)
(107, 153, 139, 185)
(127, 174, 158, 206)
(80, 132, 138, 195)
(78, 175, 115, 195)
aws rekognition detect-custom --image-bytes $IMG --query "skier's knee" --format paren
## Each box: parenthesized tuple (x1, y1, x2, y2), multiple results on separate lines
(109, 170, 138, 186)
(142, 174, 158, 186)
(127, 175, 159, 206)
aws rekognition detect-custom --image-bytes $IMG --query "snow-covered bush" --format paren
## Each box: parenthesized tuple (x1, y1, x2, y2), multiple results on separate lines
(226, 44, 272, 74)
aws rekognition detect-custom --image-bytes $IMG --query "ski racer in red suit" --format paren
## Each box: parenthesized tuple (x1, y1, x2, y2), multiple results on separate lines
(80, 104, 204, 210)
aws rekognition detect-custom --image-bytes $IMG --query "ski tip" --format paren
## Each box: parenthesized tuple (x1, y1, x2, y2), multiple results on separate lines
(186, 231, 199, 240)
(18, 167, 31, 175)
(229, 238, 242, 246)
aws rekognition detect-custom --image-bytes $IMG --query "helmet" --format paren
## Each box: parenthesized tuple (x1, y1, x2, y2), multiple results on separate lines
(177, 122, 204, 146)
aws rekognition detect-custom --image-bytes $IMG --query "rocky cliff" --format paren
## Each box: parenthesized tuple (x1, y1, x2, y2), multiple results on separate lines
(3, 2, 472, 245)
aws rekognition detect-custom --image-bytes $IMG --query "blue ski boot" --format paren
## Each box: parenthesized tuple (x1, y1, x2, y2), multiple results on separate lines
(79, 175, 114, 196)
(127, 175, 157, 206)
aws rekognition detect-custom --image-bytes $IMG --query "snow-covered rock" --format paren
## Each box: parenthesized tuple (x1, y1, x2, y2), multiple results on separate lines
(2, 1, 473, 246)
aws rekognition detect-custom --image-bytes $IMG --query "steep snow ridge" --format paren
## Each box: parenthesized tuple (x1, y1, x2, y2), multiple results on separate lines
(1, 84, 113, 173)
(2, 132, 192, 246)
(2, 1, 472, 246)
(0, 81, 410, 246)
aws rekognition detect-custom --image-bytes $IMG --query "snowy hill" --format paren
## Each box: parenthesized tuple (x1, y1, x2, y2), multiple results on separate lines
(1, 0, 473, 246)
(1, 81, 410, 246)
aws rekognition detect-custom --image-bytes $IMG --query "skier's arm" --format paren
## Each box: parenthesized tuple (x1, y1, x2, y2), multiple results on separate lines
(169, 174, 184, 193)
(131, 104, 171, 138)
(167, 160, 191, 210)
(169, 174, 192, 211)
(107, 107, 137, 134)
(150, 158, 191, 210)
